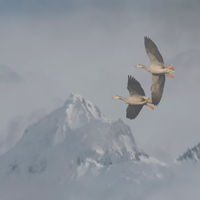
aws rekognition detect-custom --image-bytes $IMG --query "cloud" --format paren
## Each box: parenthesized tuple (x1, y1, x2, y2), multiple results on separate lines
(0, 65, 23, 84)
(0, 66, 69, 155)
(0, 1, 199, 199)
(0, 109, 46, 156)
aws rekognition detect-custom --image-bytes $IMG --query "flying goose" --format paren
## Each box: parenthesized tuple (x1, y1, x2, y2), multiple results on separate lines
(112, 75, 154, 120)
(135, 37, 174, 105)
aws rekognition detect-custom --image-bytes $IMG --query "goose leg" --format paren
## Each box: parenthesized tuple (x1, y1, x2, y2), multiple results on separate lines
(145, 99, 152, 104)
(146, 104, 154, 110)
(165, 66, 174, 70)
(165, 63, 174, 70)
(165, 74, 174, 79)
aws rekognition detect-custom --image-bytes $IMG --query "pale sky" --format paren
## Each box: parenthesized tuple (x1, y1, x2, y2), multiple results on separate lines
(0, 0, 200, 163)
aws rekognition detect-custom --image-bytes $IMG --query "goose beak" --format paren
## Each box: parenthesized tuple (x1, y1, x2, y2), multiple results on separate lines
(112, 97, 114, 99)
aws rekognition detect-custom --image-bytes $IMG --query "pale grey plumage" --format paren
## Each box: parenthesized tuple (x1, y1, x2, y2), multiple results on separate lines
(135, 37, 174, 105)
(127, 75, 145, 96)
(112, 75, 153, 120)
(126, 76, 145, 119)
(145, 37, 165, 105)
(151, 74, 165, 105)
(145, 36, 164, 65)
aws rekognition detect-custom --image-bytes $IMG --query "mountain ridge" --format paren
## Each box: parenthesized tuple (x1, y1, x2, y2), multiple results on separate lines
(176, 142, 200, 162)
(0, 93, 166, 200)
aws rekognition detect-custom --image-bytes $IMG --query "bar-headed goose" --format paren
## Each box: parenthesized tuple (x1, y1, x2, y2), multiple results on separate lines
(112, 75, 154, 120)
(135, 37, 174, 105)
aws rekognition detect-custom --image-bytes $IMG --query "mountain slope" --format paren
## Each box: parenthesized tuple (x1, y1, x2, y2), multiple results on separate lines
(0, 93, 166, 200)
(176, 142, 200, 162)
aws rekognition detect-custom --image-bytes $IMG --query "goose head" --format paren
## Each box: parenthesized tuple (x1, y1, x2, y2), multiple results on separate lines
(112, 95, 121, 99)
(135, 64, 145, 68)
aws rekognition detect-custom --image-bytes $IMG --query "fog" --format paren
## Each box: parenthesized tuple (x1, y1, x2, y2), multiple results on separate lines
(0, 1, 200, 197)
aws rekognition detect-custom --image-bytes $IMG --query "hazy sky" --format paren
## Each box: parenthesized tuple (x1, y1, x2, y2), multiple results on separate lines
(0, 0, 200, 162)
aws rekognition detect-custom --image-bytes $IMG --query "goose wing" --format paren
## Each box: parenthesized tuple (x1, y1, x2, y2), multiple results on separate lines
(151, 74, 165, 105)
(144, 37, 164, 65)
(127, 75, 145, 96)
(126, 105, 144, 120)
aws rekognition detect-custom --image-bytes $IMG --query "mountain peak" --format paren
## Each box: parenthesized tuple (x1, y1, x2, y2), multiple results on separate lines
(176, 142, 200, 162)
(66, 93, 85, 103)
(63, 93, 111, 130)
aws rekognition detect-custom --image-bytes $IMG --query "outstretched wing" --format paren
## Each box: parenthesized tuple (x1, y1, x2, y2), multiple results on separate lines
(127, 75, 145, 96)
(144, 37, 164, 65)
(151, 74, 165, 105)
(126, 105, 144, 120)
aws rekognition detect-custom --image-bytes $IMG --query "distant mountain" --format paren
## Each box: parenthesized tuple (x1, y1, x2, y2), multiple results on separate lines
(0, 93, 166, 200)
(176, 142, 200, 162)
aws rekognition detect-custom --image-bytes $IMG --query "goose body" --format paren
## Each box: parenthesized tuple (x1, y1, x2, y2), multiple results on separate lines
(135, 37, 175, 105)
(112, 75, 154, 120)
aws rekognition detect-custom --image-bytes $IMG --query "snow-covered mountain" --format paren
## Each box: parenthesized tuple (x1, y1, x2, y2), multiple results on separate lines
(176, 142, 200, 162)
(0, 93, 166, 200)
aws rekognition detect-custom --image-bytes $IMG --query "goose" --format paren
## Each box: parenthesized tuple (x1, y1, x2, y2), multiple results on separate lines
(135, 37, 174, 105)
(112, 75, 154, 120)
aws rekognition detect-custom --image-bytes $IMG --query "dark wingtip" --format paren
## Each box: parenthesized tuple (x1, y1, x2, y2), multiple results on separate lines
(152, 98, 161, 106)
(144, 36, 154, 44)
(126, 115, 136, 120)
(128, 75, 137, 82)
(144, 36, 149, 41)
(144, 36, 151, 40)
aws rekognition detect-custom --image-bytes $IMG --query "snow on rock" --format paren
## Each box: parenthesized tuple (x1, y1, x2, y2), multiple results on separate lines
(0, 93, 166, 200)
(64, 93, 111, 130)
(176, 142, 200, 162)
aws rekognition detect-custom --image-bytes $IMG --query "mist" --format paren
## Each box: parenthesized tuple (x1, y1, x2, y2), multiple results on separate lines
(0, 0, 200, 198)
